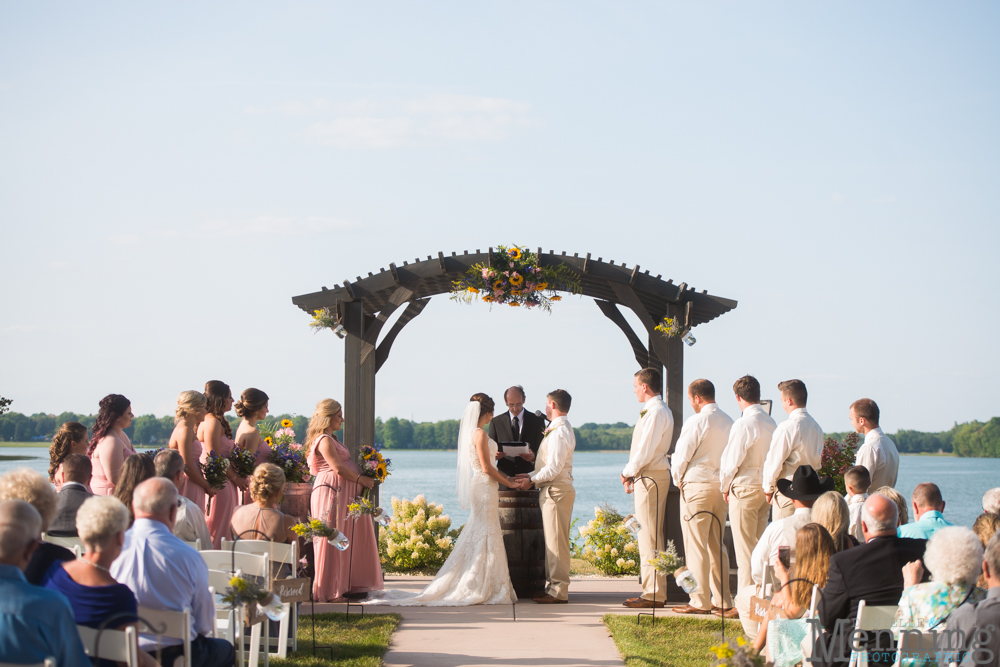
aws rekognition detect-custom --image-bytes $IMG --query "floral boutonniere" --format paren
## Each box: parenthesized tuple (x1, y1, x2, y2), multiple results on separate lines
(639, 409, 648, 418)
(542, 426, 555, 438)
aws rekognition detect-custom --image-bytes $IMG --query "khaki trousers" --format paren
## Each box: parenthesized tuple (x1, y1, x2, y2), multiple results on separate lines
(734, 583, 760, 639)
(539, 482, 575, 600)
(729, 484, 770, 592)
(634, 470, 670, 601)
(772, 490, 795, 520)
(679, 481, 732, 610)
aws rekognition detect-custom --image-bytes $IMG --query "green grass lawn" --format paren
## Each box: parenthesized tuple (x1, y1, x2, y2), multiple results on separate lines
(271, 612, 400, 667)
(604, 614, 745, 667)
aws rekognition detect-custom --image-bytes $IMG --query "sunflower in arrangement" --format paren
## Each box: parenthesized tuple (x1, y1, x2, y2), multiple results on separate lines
(450, 244, 581, 311)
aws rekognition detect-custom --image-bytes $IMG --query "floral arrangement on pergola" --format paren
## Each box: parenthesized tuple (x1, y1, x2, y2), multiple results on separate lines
(449, 244, 581, 311)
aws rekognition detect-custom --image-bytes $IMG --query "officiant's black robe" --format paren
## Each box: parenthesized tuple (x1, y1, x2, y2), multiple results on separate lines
(488, 410, 545, 477)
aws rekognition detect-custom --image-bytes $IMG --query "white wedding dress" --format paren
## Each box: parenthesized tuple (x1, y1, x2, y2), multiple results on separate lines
(364, 411, 517, 607)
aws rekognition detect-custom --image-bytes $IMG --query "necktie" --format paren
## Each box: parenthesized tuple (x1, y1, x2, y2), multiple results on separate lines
(512, 415, 520, 440)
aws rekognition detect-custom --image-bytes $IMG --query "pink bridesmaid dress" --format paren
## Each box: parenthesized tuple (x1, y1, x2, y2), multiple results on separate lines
(240, 438, 272, 506)
(202, 433, 238, 548)
(309, 434, 383, 602)
(180, 438, 207, 513)
(89, 434, 136, 496)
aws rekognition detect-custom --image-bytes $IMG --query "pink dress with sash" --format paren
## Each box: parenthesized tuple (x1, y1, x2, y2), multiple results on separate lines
(89, 433, 136, 496)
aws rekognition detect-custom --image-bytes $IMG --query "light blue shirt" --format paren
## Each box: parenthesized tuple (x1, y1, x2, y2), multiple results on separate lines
(110, 518, 214, 650)
(0, 563, 90, 666)
(898, 510, 952, 540)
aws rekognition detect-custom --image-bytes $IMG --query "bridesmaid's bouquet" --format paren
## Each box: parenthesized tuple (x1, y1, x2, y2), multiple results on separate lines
(356, 444, 392, 491)
(263, 421, 310, 484)
(202, 451, 230, 490)
(228, 447, 257, 478)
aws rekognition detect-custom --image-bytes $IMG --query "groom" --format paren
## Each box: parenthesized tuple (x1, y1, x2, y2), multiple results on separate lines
(514, 389, 576, 604)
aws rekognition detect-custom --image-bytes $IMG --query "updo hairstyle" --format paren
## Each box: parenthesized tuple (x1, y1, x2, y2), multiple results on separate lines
(235, 388, 269, 419)
(305, 399, 343, 454)
(175, 390, 207, 424)
(470, 393, 495, 417)
(249, 463, 286, 505)
(49, 421, 88, 481)
(88, 394, 131, 455)
(204, 380, 233, 439)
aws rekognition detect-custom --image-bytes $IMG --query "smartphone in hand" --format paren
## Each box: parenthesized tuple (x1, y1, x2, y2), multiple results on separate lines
(778, 546, 791, 571)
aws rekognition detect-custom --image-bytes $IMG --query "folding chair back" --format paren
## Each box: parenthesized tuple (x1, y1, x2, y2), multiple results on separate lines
(182, 538, 202, 552)
(78, 624, 139, 667)
(43, 533, 84, 553)
(849, 601, 899, 667)
(199, 550, 269, 578)
(893, 630, 937, 667)
(138, 607, 192, 667)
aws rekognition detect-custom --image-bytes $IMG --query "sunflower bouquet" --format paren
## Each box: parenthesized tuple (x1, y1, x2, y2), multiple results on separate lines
(648, 541, 684, 575)
(308, 307, 338, 332)
(450, 244, 582, 311)
(265, 419, 311, 483)
(202, 451, 230, 490)
(356, 444, 391, 499)
(228, 447, 257, 478)
(346, 495, 377, 519)
(654, 316, 682, 338)
(291, 516, 339, 540)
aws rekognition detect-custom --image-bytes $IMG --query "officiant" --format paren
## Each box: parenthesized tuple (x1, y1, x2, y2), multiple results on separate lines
(488, 385, 545, 480)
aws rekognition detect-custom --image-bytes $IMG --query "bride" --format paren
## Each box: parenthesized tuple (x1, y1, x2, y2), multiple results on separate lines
(363, 393, 520, 606)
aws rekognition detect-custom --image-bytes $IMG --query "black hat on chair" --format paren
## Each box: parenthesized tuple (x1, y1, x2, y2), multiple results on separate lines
(776, 465, 836, 501)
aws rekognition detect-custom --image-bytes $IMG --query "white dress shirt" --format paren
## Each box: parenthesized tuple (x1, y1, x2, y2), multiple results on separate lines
(173, 495, 213, 549)
(749, 506, 812, 586)
(719, 404, 778, 493)
(854, 427, 899, 491)
(847, 492, 867, 544)
(622, 396, 673, 479)
(530, 416, 575, 486)
(762, 408, 824, 494)
(111, 518, 215, 650)
(671, 403, 734, 488)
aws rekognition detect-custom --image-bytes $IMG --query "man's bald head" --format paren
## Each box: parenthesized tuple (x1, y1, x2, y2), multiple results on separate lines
(133, 477, 178, 522)
(504, 386, 526, 413)
(861, 493, 899, 540)
(0, 499, 42, 566)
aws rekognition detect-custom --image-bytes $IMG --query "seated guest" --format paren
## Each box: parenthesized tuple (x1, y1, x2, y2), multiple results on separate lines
(816, 493, 928, 665)
(875, 485, 909, 526)
(0, 499, 89, 666)
(41, 496, 156, 667)
(47, 454, 94, 536)
(154, 449, 212, 549)
(0, 468, 73, 584)
(937, 532, 1000, 667)
(812, 490, 855, 552)
(754, 523, 836, 666)
(843, 466, 870, 544)
(113, 453, 155, 525)
(972, 513, 1000, 589)
(111, 478, 234, 667)
(48, 421, 89, 490)
(983, 488, 1000, 516)
(735, 465, 834, 640)
(231, 463, 299, 544)
(899, 482, 952, 540)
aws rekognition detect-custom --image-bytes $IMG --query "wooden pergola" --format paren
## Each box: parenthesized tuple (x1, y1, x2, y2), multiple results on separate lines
(292, 247, 737, 599)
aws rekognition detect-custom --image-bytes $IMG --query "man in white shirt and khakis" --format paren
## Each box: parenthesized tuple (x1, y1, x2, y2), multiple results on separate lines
(719, 375, 777, 594)
(620, 368, 673, 609)
(849, 398, 899, 491)
(671, 379, 735, 616)
(762, 379, 824, 520)
(516, 389, 576, 604)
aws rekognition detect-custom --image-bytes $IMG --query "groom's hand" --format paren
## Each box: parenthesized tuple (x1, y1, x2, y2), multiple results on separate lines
(518, 452, 535, 462)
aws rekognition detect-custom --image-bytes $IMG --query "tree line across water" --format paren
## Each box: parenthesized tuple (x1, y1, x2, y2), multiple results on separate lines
(2, 403, 1000, 456)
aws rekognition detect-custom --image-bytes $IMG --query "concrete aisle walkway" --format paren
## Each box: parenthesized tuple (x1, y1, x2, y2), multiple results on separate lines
(310, 575, 700, 667)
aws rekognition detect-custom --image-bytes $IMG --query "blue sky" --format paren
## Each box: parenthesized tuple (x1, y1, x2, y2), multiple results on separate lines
(1, 2, 998, 434)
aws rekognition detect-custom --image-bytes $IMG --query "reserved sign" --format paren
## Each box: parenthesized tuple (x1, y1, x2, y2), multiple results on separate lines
(749, 596, 772, 623)
(273, 577, 312, 603)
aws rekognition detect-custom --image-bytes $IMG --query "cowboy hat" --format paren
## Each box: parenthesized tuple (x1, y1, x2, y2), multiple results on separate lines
(776, 465, 836, 501)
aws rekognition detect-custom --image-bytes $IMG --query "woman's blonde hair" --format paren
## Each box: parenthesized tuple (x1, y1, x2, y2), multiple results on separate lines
(76, 495, 129, 553)
(305, 399, 343, 455)
(812, 491, 850, 550)
(249, 463, 286, 505)
(875, 486, 909, 525)
(0, 468, 58, 532)
(790, 523, 836, 608)
(175, 390, 207, 424)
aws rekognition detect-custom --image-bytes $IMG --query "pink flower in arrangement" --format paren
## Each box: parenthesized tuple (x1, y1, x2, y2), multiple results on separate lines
(481, 268, 489, 279)
(276, 427, 296, 438)
(509, 262, 514, 268)
(494, 290, 503, 298)
(290, 443, 303, 450)
(525, 282, 535, 291)
(504, 271, 510, 277)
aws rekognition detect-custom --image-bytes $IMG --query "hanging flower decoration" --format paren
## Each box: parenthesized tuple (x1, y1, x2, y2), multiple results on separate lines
(309, 308, 338, 332)
(654, 316, 682, 338)
(450, 245, 581, 312)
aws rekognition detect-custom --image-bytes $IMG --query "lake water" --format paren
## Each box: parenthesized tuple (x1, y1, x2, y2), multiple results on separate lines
(3, 448, 996, 533)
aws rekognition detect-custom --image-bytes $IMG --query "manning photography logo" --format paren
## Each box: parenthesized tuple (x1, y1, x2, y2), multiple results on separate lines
(805, 618, 997, 664)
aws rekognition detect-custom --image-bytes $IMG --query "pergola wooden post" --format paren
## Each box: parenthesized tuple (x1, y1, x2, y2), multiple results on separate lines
(294, 249, 736, 601)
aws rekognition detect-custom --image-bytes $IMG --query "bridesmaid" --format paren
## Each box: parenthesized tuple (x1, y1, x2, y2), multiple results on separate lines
(198, 380, 246, 548)
(234, 387, 270, 505)
(307, 398, 383, 602)
(167, 390, 215, 513)
(49, 422, 89, 490)
(88, 394, 136, 496)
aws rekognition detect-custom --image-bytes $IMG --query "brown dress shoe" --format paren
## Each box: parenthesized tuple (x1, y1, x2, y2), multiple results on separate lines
(623, 598, 665, 608)
(673, 604, 712, 614)
(713, 608, 739, 618)
(533, 594, 568, 604)
(626, 597, 643, 602)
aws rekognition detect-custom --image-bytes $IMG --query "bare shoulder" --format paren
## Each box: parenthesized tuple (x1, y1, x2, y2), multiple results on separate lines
(473, 429, 488, 444)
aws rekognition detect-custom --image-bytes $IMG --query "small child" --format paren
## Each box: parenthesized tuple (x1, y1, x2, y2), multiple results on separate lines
(844, 465, 872, 544)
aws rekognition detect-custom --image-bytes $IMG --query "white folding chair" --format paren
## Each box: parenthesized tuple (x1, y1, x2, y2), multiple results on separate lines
(0, 661, 55, 667)
(209, 571, 242, 667)
(138, 606, 191, 667)
(43, 533, 84, 552)
(892, 630, 937, 667)
(78, 624, 139, 667)
(182, 538, 203, 552)
(850, 601, 899, 667)
(221, 538, 299, 657)
(200, 552, 269, 667)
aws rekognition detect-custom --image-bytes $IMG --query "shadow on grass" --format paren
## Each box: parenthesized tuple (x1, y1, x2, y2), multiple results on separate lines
(604, 614, 745, 667)
(272, 612, 401, 667)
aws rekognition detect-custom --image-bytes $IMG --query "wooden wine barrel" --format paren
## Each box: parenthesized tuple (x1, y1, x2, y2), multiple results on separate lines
(498, 488, 546, 599)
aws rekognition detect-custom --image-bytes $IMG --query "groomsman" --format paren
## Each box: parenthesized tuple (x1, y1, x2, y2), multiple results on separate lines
(850, 398, 899, 491)
(488, 385, 546, 480)
(762, 379, 823, 520)
(621, 368, 673, 609)
(516, 389, 576, 604)
(719, 376, 777, 594)
(672, 379, 735, 616)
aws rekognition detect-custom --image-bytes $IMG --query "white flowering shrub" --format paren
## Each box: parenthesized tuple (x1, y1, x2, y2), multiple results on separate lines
(378, 494, 462, 571)
(577, 504, 640, 576)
